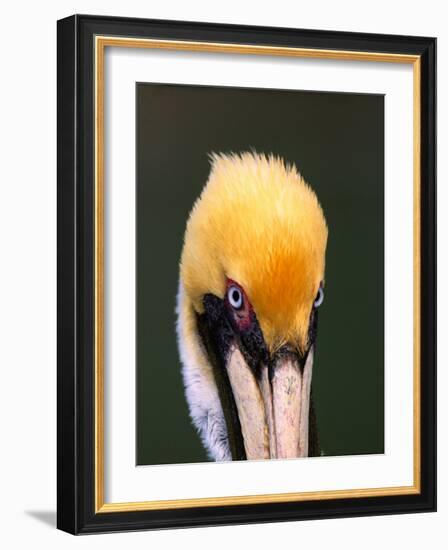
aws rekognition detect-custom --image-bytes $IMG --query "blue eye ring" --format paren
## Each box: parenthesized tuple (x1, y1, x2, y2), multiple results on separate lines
(314, 287, 324, 308)
(228, 286, 243, 309)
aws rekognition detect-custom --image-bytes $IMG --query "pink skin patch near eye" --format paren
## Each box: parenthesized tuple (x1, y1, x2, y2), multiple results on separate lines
(224, 278, 254, 332)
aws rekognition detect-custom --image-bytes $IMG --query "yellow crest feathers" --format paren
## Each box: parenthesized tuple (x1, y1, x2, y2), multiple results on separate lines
(180, 151, 328, 352)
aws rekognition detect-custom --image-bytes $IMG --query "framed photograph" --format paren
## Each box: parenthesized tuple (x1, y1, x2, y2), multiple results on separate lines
(57, 14, 436, 534)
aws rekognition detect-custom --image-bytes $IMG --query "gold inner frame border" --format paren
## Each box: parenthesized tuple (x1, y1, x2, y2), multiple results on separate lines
(94, 35, 421, 513)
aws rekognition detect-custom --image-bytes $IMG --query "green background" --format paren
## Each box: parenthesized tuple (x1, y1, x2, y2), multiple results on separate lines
(136, 83, 384, 465)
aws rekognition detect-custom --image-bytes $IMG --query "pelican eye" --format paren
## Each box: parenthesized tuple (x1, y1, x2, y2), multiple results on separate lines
(314, 287, 324, 308)
(228, 286, 243, 309)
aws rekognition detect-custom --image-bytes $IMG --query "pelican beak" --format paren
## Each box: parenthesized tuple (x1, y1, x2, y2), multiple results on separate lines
(198, 294, 318, 460)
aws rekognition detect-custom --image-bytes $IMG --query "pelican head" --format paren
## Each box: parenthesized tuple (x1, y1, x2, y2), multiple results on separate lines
(177, 152, 328, 461)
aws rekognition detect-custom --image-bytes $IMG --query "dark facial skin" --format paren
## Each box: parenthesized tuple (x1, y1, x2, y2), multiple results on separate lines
(196, 282, 321, 460)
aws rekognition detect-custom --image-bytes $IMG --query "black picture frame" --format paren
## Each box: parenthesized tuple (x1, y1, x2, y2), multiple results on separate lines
(57, 14, 436, 534)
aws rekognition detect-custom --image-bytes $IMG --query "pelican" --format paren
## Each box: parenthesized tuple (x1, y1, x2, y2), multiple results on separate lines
(177, 152, 328, 461)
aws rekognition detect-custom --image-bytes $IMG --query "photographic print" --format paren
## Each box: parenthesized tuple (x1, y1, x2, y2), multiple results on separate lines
(136, 83, 384, 465)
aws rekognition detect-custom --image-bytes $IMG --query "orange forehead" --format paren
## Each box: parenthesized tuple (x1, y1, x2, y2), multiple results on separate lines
(234, 241, 324, 352)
